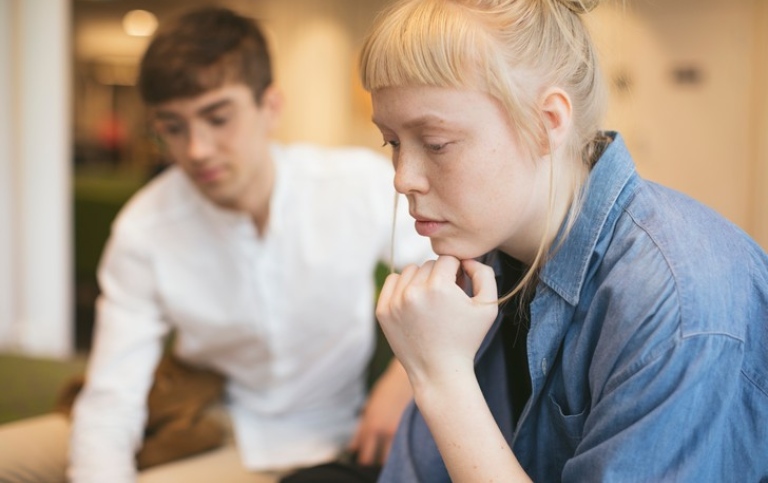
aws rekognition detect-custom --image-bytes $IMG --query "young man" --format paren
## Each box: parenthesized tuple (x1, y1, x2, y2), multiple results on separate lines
(0, 7, 432, 483)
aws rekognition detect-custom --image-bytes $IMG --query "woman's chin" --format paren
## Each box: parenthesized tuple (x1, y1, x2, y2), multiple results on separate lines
(430, 240, 486, 261)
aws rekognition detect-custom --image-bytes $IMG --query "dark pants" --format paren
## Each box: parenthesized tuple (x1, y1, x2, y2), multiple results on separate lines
(280, 462, 381, 483)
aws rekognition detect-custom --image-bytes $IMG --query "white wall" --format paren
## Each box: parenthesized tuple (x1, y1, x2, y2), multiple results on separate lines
(0, 0, 73, 358)
(752, 0, 768, 248)
(590, 0, 761, 241)
(255, 0, 387, 150)
(272, 12, 353, 146)
(0, 1, 16, 349)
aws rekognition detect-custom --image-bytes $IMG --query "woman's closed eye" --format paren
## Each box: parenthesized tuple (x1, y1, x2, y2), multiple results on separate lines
(425, 142, 449, 153)
(382, 139, 401, 150)
(424, 141, 457, 155)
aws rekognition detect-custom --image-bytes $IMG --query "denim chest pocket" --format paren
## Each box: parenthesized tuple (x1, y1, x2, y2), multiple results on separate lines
(546, 393, 587, 448)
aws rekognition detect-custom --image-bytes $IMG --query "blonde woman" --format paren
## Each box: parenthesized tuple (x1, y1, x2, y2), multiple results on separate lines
(282, 0, 768, 481)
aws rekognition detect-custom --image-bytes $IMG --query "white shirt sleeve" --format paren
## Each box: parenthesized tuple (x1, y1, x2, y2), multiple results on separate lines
(68, 221, 169, 483)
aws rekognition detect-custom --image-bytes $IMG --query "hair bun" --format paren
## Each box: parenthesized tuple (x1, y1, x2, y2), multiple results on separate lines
(557, 0, 600, 14)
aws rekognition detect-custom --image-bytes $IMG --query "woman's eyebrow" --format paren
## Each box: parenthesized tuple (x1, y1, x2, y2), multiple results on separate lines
(402, 114, 446, 129)
(372, 114, 450, 130)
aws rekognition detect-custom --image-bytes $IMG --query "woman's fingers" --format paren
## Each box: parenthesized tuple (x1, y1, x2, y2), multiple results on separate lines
(461, 258, 498, 302)
(376, 272, 399, 313)
(378, 257, 495, 329)
(429, 256, 462, 286)
(409, 259, 436, 286)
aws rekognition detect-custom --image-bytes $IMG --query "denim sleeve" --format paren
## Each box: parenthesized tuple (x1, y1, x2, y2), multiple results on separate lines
(563, 332, 745, 482)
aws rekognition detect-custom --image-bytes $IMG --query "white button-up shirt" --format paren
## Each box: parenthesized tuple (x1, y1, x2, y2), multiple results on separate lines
(69, 143, 434, 481)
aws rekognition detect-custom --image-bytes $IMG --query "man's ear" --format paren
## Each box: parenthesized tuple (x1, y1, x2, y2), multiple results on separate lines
(259, 85, 284, 131)
(540, 87, 573, 154)
(147, 111, 170, 150)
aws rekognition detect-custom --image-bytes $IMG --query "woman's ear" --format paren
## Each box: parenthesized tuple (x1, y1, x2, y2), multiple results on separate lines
(540, 87, 573, 154)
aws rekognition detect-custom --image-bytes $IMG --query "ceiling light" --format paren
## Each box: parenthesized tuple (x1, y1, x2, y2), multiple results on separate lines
(122, 10, 157, 37)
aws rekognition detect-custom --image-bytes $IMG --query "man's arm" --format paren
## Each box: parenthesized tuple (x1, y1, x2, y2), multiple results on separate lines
(68, 225, 169, 483)
(348, 358, 412, 465)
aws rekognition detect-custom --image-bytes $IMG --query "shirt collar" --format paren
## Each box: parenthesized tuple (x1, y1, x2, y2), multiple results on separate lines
(538, 132, 638, 306)
(187, 144, 285, 237)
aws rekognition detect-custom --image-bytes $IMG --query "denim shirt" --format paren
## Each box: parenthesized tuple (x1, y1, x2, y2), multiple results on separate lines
(379, 133, 768, 482)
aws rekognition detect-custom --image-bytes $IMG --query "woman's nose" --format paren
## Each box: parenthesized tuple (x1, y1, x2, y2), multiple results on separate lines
(393, 151, 429, 195)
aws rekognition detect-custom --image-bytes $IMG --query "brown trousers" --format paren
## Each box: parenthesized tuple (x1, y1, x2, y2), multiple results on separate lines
(0, 413, 291, 483)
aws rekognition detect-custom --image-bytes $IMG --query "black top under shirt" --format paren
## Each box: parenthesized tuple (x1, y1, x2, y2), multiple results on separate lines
(496, 252, 533, 427)
(496, 135, 610, 429)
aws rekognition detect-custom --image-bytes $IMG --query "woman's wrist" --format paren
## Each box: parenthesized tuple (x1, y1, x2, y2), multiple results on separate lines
(410, 361, 480, 411)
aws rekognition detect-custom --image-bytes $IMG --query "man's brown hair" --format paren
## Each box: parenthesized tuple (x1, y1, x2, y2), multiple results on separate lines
(137, 7, 273, 105)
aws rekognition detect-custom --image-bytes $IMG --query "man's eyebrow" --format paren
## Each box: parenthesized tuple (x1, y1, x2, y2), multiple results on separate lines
(154, 110, 181, 121)
(197, 99, 233, 116)
(153, 99, 233, 120)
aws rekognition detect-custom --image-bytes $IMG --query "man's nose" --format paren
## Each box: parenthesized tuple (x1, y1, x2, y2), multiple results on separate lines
(186, 125, 214, 162)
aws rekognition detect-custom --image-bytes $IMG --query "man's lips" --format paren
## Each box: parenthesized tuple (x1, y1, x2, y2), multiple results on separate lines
(194, 166, 225, 183)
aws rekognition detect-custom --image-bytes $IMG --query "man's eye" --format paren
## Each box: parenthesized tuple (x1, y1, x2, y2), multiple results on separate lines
(160, 123, 184, 136)
(209, 116, 229, 127)
(382, 140, 400, 149)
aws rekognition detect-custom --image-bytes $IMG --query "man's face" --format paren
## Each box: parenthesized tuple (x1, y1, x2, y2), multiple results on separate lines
(151, 83, 281, 213)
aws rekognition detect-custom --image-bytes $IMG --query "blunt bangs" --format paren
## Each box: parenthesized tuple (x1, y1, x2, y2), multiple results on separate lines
(360, 0, 488, 92)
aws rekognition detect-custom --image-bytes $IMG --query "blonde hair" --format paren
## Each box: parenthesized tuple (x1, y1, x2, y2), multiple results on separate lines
(361, 0, 607, 301)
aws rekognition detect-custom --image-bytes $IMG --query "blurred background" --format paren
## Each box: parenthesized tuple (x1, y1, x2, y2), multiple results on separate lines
(0, 0, 766, 366)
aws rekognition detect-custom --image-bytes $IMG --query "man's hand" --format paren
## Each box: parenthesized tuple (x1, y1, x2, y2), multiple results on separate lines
(348, 359, 412, 465)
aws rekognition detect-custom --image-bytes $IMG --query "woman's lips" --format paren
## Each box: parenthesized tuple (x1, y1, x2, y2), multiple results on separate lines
(414, 219, 444, 237)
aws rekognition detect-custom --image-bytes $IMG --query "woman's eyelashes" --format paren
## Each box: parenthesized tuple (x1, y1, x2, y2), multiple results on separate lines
(381, 139, 452, 154)
(425, 142, 450, 153)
